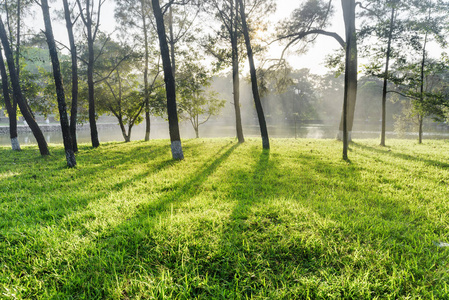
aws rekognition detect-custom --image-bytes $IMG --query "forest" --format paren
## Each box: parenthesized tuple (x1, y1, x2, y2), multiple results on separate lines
(2, 0, 449, 298)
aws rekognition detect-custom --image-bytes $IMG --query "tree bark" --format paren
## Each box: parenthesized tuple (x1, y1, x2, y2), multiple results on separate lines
(41, 0, 76, 167)
(0, 17, 49, 155)
(77, 0, 100, 148)
(0, 44, 19, 150)
(338, 0, 357, 142)
(341, 0, 357, 160)
(63, 0, 79, 152)
(418, 30, 428, 145)
(119, 119, 130, 142)
(168, 6, 176, 76)
(418, 115, 423, 144)
(142, 0, 151, 141)
(152, 0, 184, 159)
(231, 0, 244, 143)
(380, 6, 395, 147)
(238, 0, 269, 149)
(3, 0, 19, 150)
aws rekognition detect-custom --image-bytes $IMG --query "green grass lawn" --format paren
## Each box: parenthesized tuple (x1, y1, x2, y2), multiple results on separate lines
(1, 138, 449, 299)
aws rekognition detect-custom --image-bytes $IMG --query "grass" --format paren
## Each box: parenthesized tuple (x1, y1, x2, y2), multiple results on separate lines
(0, 137, 449, 299)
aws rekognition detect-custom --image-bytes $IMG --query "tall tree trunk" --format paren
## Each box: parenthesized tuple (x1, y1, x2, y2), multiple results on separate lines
(142, 0, 151, 141)
(238, 0, 269, 149)
(3, 0, 19, 150)
(341, 0, 357, 160)
(380, 6, 395, 147)
(152, 0, 184, 160)
(418, 31, 428, 145)
(231, 0, 244, 143)
(86, 0, 99, 148)
(0, 17, 49, 155)
(41, 0, 76, 167)
(0, 44, 19, 150)
(63, 0, 79, 152)
(338, 0, 358, 142)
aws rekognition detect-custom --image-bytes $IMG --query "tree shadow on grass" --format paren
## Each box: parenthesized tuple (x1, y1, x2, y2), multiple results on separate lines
(352, 142, 449, 170)
(189, 147, 448, 298)
(0, 143, 176, 235)
(39, 142, 241, 298)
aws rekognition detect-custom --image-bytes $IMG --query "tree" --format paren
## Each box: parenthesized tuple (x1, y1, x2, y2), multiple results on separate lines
(358, 0, 412, 146)
(177, 60, 225, 138)
(238, 0, 269, 149)
(62, 0, 79, 152)
(276, 0, 357, 143)
(95, 41, 160, 142)
(0, 16, 49, 155)
(393, 59, 449, 143)
(342, 0, 357, 160)
(0, 43, 19, 150)
(204, 0, 244, 143)
(383, 0, 449, 143)
(40, 0, 76, 167)
(205, 0, 274, 144)
(115, 0, 159, 141)
(151, 0, 184, 159)
(76, 0, 104, 148)
(0, 0, 35, 151)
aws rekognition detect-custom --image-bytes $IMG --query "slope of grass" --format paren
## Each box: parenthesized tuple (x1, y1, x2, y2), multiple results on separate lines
(1, 138, 449, 299)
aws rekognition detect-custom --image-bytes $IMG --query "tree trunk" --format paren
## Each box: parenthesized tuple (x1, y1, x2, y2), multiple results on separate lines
(142, 0, 151, 141)
(380, 6, 395, 147)
(63, 0, 79, 152)
(152, 0, 184, 160)
(195, 127, 199, 138)
(0, 44, 19, 150)
(238, 0, 269, 149)
(0, 17, 49, 155)
(128, 124, 133, 142)
(341, 0, 357, 160)
(119, 120, 130, 142)
(338, 0, 358, 142)
(3, 0, 20, 150)
(41, 0, 76, 167)
(417, 115, 423, 144)
(15, 0, 20, 76)
(86, 0, 99, 148)
(168, 6, 176, 76)
(418, 31, 428, 145)
(231, 0, 244, 143)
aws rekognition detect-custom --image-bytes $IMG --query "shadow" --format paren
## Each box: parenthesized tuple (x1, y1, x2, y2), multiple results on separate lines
(352, 142, 449, 169)
(42, 142, 241, 298)
(0, 143, 175, 234)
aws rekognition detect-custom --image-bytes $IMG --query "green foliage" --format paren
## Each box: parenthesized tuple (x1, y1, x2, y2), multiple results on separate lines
(395, 58, 449, 122)
(177, 59, 226, 137)
(1, 138, 449, 298)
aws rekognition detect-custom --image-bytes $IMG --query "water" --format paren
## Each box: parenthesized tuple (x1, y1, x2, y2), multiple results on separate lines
(0, 119, 448, 146)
